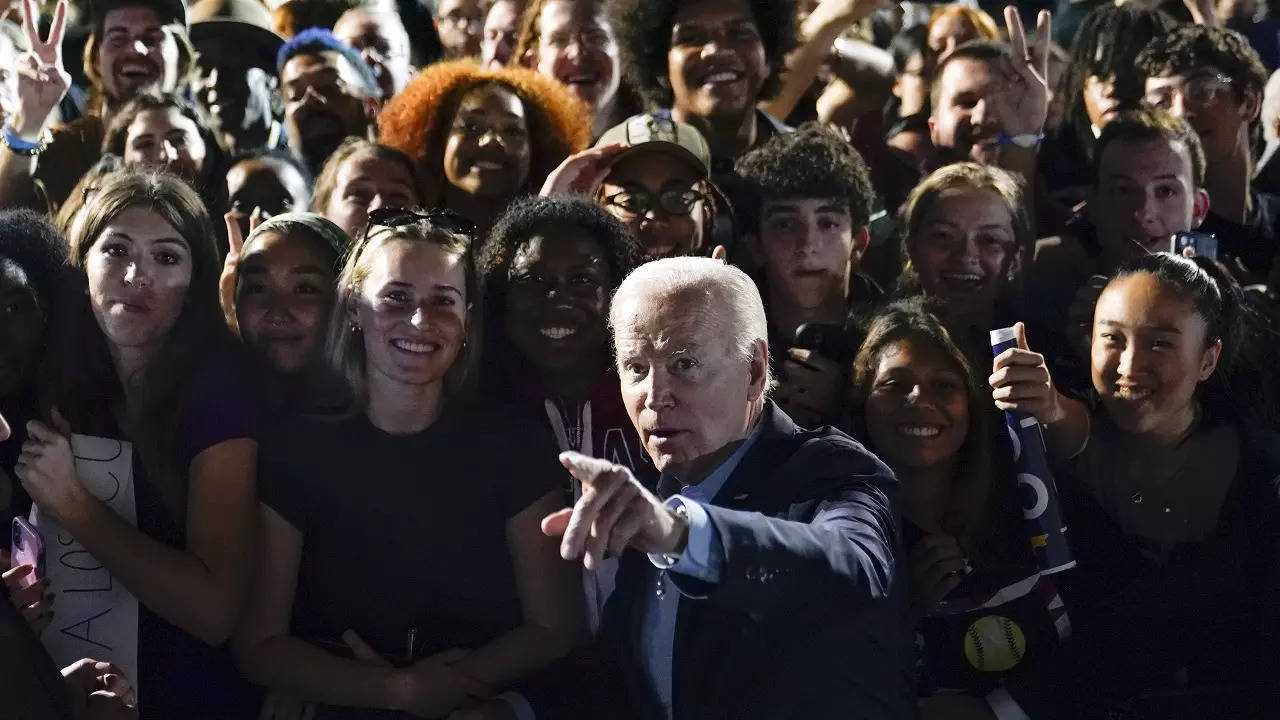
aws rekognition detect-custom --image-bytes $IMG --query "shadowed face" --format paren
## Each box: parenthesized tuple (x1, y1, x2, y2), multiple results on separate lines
(0, 257, 42, 397)
(236, 230, 336, 374)
(863, 337, 969, 472)
(505, 229, 613, 374)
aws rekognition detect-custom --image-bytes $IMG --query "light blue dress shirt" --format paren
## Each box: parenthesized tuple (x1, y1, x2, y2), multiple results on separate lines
(641, 426, 763, 718)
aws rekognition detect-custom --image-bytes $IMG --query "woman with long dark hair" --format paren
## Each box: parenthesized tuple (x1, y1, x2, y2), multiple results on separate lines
(15, 169, 260, 715)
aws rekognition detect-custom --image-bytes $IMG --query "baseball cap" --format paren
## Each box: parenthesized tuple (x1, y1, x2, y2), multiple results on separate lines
(594, 113, 712, 179)
(93, 0, 189, 30)
(189, 0, 285, 66)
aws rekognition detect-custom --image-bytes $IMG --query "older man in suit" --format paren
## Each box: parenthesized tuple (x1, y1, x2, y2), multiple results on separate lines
(539, 257, 915, 720)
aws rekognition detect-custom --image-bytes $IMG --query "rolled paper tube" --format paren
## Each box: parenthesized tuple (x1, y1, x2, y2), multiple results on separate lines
(991, 327, 1076, 575)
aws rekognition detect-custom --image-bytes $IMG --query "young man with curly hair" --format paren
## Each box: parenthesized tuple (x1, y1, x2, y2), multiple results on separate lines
(736, 121, 881, 428)
(1138, 24, 1277, 280)
(610, 0, 797, 170)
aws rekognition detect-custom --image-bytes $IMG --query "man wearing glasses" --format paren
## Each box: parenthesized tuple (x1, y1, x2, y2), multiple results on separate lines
(591, 113, 719, 261)
(1138, 24, 1275, 281)
(0, 0, 195, 212)
(435, 0, 484, 59)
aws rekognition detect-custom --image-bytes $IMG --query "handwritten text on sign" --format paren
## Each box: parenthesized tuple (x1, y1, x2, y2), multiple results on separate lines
(29, 435, 140, 699)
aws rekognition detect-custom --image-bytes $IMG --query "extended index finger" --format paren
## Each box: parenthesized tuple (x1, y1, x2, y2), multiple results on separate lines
(559, 451, 619, 486)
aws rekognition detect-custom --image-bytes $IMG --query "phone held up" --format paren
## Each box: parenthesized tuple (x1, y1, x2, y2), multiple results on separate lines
(10, 516, 46, 590)
(793, 322, 853, 363)
(1172, 231, 1218, 261)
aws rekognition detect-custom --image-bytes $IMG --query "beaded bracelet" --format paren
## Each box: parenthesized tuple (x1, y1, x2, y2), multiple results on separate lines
(1, 125, 52, 156)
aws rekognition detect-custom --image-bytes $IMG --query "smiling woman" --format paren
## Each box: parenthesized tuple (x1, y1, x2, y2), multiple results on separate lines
(477, 197, 648, 629)
(236, 208, 587, 717)
(378, 59, 591, 233)
(899, 163, 1031, 349)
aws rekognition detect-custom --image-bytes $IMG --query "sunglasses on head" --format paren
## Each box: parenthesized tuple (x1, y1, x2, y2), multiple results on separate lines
(360, 207, 477, 245)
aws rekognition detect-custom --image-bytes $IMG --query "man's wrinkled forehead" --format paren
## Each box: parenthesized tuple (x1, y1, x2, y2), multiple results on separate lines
(612, 284, 721, 351)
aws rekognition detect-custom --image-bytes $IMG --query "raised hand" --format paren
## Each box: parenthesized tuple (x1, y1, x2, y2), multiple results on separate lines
(541, 452, 687, 571)
(989, 321, 1064, 423)
(992, 6, 1051, 138)
(539, 144, 626, 197)
(12, 0, 69, 139)
(220, 208, 262, 333)
(774, 348, 844, 429)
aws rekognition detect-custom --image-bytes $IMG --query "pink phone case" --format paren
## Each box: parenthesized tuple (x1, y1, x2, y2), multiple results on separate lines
(10, 517, 45, 589)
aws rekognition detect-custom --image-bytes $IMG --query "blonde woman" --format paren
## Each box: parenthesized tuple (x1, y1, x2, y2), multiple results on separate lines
(236, 209, 585, 718)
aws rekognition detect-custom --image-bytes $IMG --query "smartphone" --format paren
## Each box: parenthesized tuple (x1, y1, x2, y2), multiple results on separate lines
(1172, 231, 1218, 261)
(10, 517, 45, 589)
(793, 322, 852, 362)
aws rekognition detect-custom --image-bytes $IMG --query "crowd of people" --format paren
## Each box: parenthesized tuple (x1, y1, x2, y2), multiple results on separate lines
(2, 0, 1280, 718)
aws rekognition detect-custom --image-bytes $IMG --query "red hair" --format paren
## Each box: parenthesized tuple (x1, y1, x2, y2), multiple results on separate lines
(378, 59, 591, 204)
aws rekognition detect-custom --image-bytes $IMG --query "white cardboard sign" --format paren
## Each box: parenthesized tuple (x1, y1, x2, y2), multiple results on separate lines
(29, 434, 140, 699)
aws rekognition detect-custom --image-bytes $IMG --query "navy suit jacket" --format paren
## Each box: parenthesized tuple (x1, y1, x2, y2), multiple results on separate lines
(537, 401, 915, 719)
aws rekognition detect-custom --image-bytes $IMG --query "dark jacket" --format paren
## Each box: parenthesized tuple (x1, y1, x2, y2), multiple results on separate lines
(1005, 420, 1280, 719)
(534, 402, 915, 719)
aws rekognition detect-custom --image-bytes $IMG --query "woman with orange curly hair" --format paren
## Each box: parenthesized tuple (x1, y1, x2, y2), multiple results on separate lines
(379, 60, 591, 232)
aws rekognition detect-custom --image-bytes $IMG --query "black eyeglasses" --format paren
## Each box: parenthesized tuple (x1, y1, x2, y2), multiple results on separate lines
(602, 186, 707, 218)
(360, 207, 477, 245)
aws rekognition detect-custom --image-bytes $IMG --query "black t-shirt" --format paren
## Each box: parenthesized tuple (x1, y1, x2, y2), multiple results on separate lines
(258, 404, 566, 663)
(1197, 191, 1280, 279)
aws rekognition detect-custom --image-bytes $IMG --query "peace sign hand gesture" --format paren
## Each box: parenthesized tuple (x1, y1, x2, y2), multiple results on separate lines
(12, 0, 70, 140)
(993, 6, 1051, 139)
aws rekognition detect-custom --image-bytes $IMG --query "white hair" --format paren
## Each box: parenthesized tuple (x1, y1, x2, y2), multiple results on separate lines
(610, 257, 774, 391)
(1265, 68, 1280, 144)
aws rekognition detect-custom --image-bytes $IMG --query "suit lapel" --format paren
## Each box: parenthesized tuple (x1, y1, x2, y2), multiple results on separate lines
(672, 402, 799, 718)
(708, 401, 799, 512)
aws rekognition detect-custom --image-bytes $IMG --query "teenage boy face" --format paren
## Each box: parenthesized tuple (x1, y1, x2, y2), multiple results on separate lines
(1089, 137, 1210, 262)
(1144, 67, 1259, 167)
(758, 198, 866, 310)
(667, 0, 768, 122)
